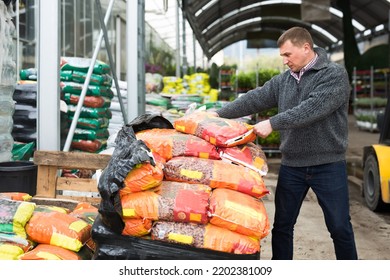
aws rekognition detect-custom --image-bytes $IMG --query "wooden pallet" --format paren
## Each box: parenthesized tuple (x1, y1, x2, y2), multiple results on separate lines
(33, 150, 111, 204)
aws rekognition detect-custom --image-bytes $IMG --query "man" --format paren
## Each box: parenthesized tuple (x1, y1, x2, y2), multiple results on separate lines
(214, 26, 358, 260)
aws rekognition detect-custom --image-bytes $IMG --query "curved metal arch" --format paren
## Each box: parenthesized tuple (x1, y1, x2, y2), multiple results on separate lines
(185, 0, 344, 59)
(184, 0, 390, 59)
(207, 17, 336, 57)
(203, 9, 344, 45)
(207, 21, 333, 58)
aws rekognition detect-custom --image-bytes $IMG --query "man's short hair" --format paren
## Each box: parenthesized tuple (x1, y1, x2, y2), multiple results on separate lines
(277, 27, 314, 49)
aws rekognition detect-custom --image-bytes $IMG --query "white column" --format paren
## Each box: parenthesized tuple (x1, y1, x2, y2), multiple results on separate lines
(116, 15, 121, 80)
(37, 0, 60, 151)
(126, 0, 145, 122)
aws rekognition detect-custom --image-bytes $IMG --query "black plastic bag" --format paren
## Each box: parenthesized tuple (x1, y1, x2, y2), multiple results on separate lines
(97, 114, 172, 232)
(125, 113, 174, 133)
(97, 124, 155, 234)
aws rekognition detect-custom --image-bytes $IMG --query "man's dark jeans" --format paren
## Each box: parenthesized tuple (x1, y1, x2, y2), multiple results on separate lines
(271, 160, 358, 260)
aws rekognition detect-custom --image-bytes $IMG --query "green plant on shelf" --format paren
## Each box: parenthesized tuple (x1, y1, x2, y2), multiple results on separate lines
(353, 97, 387, 108)
(257, 130, 280, 147)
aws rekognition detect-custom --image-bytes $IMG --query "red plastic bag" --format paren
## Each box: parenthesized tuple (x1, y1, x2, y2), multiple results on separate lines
(173, 111, 256, 147)
(151, 221, 260, 254)
(219, 142, 269, 175)
(136, 128, 220, 160)
(164, 157, 269, 198)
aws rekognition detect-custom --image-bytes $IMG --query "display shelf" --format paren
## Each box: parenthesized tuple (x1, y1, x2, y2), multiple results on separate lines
(352, 67, 389, 132)
(218, 69, 234, 90)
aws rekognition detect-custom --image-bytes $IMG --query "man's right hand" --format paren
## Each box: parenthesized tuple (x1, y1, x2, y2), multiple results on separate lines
(207, 111, 219, 117)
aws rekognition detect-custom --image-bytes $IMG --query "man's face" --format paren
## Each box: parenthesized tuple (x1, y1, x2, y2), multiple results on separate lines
(279, 40, 310, 72)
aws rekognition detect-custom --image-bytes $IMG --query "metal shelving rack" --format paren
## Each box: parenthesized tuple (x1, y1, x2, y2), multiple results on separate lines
(352, 66, 389, 132)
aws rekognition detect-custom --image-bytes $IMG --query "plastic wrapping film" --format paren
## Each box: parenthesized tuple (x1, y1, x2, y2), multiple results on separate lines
(2, 0, 16, 6)
(97, 114, 170, 232)
(94, 113, 260, 259)
(92, 214, 260, 260)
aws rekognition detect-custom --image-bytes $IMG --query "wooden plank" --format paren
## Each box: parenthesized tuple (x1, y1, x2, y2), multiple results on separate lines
(31, 197, 80, 210)
(33, 150, 111, 170)
(57, 177, 98, 193)
(35, 165, 58, 198)
(55, 194, 101, 205)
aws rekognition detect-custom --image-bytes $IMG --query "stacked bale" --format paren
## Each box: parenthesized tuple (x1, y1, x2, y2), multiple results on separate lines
(60, 57, 113, 153)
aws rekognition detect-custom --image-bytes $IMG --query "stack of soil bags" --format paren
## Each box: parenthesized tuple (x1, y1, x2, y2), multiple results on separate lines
(0, 195, 97, 260)
(60, 57, 113, 153)
(92, 113, 270, 259)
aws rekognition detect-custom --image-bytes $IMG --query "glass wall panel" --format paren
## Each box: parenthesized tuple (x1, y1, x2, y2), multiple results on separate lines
(13, 0, 175, 78)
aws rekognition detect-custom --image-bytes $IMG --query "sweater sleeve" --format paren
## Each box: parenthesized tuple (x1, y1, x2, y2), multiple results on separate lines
(270, 64, 350, 131)
(216, 77, 279, 119)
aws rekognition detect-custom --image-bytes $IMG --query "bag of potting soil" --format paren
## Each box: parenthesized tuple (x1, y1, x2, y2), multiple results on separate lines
(0, 233, 33, 260)
(19, 244, 93, 260)
(158, 181, 211, 224)
(71, 139, 107, 153)
(63, 93, 111, 108)
(136, 128, 220, 161)
(67, 105, 112, 119)
(60, 70, 112, 87)
(19, 244, 82, 260)
(173, 111, 256, 147)
(69, 202, 99, 225)
(164, 156, 269, 198)
(151, 221, 260, 254)
(208, 188, 270, 239)
(0, 192, 32, 201)
(60, 81, 113, 98)
(120, 181, 210, 224)
(68, 116, 110, 130)
(121, 160, 164, 194)
(219, 142, 269, 175)
(25, 211, 91, 252)
(33, 204, 70, 214)
(0, 198, 36, 238)
(73, 128, 109, 141)
(60, 57, 111, 75)
(122, 218, 152, 237)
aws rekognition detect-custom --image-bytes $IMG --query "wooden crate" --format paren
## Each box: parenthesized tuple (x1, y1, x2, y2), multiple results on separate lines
(33, 150, 111, 204)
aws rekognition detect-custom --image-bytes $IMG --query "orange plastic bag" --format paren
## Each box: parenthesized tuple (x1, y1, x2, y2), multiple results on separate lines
(0, 233, 33, 260)
(158, 181, 211, 224)
(122, 218, 152, 237)
(208, 188, 270, 239)
(151, 221, 260, 254)
(136, 128, 220, 160)
(19, 244, 82, 260)
(121, 181, 211, 224)
(0, 192, 32, 201)
(25, 212, 92, 252)
(121, 161, 164, 194)
(173, 111, 256, 147)
(121, 191, 160, 220)
(164, 157, 269, 198)
(69, 202, 99, 225)
(219, 142, 269, 175)
(34, 205, 70, 214)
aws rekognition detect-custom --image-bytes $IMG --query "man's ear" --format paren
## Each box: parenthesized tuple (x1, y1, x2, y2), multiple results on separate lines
(303, 42, 311, 54)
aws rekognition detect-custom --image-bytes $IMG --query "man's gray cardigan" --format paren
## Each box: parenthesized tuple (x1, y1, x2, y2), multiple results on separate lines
(216, 47, 350, 167)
